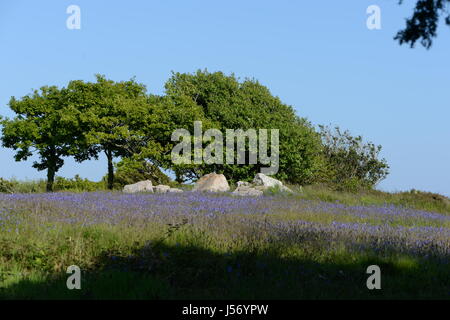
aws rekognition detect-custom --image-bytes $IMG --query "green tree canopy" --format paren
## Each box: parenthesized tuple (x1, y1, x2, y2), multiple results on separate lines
(1, 72, 390, 191)
(163, 70, 324, 184)
(1, 86, 77, 191)
(64, 75, 150, 189)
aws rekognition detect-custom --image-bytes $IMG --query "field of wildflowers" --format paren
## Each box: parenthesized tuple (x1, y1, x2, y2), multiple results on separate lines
(0, 191, 449, 299)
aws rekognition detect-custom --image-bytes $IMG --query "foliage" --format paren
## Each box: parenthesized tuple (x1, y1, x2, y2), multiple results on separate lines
(0, 86, 77, 192)
(0, 176, 106, 193)
(318, 125, 389, 192)
(52, 175, 106, 192)
(139, 94, 215, 184)
(0, 178, 14, 193)
(396, 0, 450, 48)
(7, 179, 47, 193)
(108, 158, 171, 190)
(163, 70, 324, 184)
(0, 72, 391, 191)
(64, 75, 150, 190)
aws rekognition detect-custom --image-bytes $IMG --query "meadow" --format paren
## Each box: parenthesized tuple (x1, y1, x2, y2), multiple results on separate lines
(0, 188, 449, 300)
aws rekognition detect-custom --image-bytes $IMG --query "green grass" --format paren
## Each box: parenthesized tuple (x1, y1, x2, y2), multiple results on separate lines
(291, 184, 450, 215)
(0, 220, 448, 300)
(0, 183, 449, 299)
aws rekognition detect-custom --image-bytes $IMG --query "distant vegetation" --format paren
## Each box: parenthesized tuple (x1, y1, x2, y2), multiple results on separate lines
(1, 70, 388, 192)
(0, 176, 106, 193)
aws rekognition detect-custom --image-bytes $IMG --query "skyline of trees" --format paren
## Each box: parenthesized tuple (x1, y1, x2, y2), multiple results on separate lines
(0, 71, 389, 192)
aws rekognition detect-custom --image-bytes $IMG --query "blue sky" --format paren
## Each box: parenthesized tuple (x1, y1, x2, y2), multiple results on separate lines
(1, 1, 449, 196)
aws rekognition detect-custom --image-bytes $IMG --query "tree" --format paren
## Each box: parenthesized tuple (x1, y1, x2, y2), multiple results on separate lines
(163, 70, 324, 184)
(318, 125, 389, 191)
(396, 0, 450, 48)
(0, 86, 77, 192)
(65, 75, 150, 189)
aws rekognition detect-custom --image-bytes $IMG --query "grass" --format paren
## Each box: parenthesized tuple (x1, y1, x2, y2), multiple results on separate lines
(292, 184, 450, 215)
(0, 185, 449, 300)
(1, 223, 448, 299)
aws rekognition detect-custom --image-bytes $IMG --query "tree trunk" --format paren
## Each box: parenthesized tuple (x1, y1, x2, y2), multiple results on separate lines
(106, 149, 114, 190)
(175, 169, 184, 184)
(46, 165, 56, 192)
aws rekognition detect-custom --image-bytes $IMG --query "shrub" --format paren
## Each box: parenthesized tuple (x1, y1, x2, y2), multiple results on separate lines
(318, 125, 389, 192)
(0, 178, 14, 193)
(8, 178, 47, 193)
(53, 175, 106, 192)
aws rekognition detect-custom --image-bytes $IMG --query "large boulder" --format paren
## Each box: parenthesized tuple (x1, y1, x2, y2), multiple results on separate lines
(192, 173, 230, 192)
(233, 186, 263, 197)
(236, 181, 251, 187)
(253, 173, 283, 188)
(123, 180, 153, 193)
(252, 173, 293, 193)
(168, 188, 183, 193)
(154, 185, 171, 193)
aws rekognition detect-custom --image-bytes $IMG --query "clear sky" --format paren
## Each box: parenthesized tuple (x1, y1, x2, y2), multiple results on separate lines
(1, 1, 449, 196)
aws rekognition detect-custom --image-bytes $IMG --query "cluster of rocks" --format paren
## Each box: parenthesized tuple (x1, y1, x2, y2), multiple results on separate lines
(123, 180, 183, 194)
(122, 172, 294, 197)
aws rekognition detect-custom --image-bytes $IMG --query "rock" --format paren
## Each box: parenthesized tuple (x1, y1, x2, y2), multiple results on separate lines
(232, 186, 263, 197)
(236, 181, 251, 187)
(154, 185, 171, 193)
(253, 173, 283, 188)
(192, 173, 230, 192)
(252, 173, 294, 193)
(253, 185, 268, 191)
(123, 180, 153, 193)
(168, 188, 183, 193)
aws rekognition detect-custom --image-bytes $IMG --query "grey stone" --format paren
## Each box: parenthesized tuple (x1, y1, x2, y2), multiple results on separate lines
(233, 186, 263, 197)
(236, 181, 251, 187)
(253, 173, 283, 188)
(154, 185, 171, 193)
(123, 180, 153, 193)
(252, 173, 294, 193)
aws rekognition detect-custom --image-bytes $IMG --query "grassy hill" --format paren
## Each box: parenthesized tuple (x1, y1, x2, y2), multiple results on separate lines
(0, 187, 449, 299)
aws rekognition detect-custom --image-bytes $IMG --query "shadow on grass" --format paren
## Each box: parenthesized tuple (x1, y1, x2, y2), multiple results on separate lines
(1, 241, 449, 300)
